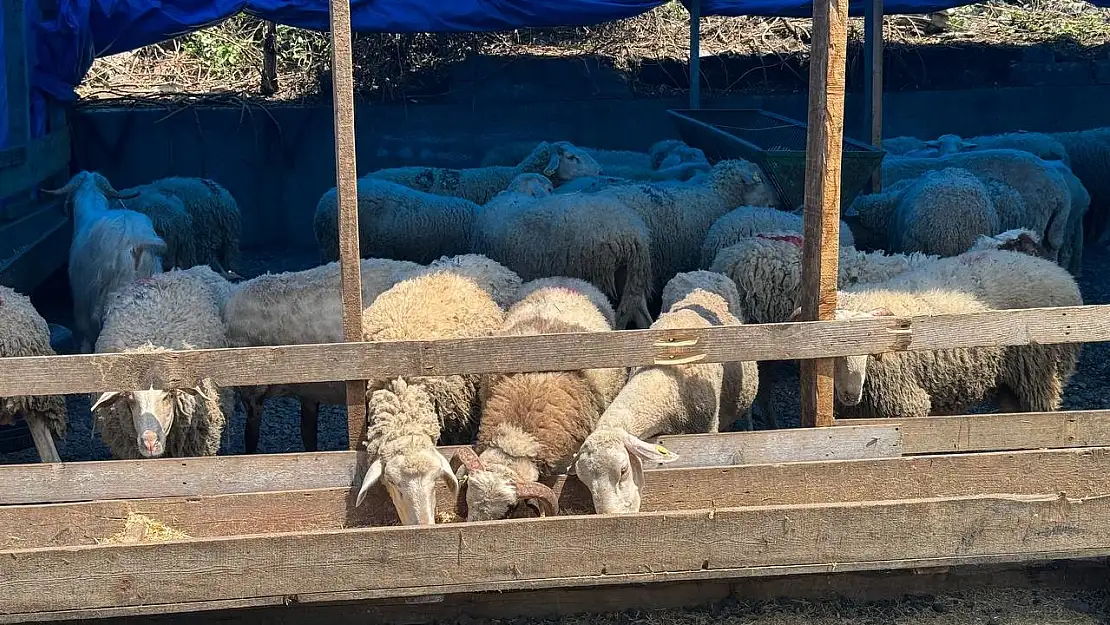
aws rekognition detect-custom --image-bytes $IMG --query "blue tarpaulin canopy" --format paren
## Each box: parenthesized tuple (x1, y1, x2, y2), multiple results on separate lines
(4, 0, 1109, 150)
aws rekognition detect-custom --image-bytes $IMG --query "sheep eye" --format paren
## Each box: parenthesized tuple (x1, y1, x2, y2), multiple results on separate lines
(620, 465, 629, 477)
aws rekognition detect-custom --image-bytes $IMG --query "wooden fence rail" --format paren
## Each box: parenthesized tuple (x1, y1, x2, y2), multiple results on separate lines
(0, 304, 1106, 397)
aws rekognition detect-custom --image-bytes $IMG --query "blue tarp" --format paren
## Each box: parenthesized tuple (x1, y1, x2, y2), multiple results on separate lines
(4, 0, 1109, 150)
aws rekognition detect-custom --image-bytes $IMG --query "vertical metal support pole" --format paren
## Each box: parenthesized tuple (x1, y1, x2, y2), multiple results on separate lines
(798, 0, 849, 428)
(3, 0, 31, 146)
(328, 0, 367, 450)
(863, 0, 884, 193)
(689, 0, 701, 109)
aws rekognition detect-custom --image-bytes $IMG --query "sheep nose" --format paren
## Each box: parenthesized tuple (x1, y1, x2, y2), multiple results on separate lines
(141, 431, 159, 453)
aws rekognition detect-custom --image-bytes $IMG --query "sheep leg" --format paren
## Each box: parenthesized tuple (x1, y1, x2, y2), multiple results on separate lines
(26, 416, 61, 463)
(300, 399, 320, 452)
(753, 382, 778, 430)
(243, 388, 265, 454)
(633, 297, 653, 330)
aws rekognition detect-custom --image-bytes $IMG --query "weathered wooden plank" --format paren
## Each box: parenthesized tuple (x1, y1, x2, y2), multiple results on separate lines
(0, 425, 894, 504)
(839, 410, 1110, 454)
(5, 446, 1110, 549)
(653, 424, 901, 468)
(2, 304, 1108, 397)
(4, 492, 1110, 616)
(0, 128, 71, 200)
(798, 0, 850, 428)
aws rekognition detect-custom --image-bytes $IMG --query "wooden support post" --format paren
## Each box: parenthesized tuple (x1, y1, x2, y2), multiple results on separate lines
(689, 0, 701, 109)
(798, 0, 850, 427)
(863, 0, 884, 193)
(260, 21, 278, 97)
(327, 0, 367, 449)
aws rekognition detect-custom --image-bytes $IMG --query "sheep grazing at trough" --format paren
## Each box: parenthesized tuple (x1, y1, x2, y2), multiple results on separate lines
(42, 171, 167, 353)
(848, 168, 1006, 257)
(471, 173, 655, 329)
(699, 205, 855, 268)
(90, 266, 235, 459)
(798, 283, 1075, 419)
(314, 178, 480, 264)
(454, 278, 627, 521)
(572, 271, 758, 514)
(482, 139, 707, 182)
(118, 177, 243, 278)
(590, 159, 780, 300)
(0, 286, 68, 462)
(1049, 128, 1110, 247)
(367, 141, 601, 206)
(355, 271, 504, 525)
(880, 149, 1072, 262)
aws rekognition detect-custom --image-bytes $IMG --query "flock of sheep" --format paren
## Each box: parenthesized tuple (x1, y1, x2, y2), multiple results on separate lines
(0, 124, 1106, 525)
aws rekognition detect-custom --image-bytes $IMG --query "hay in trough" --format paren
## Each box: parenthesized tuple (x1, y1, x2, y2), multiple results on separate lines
(103, 512, 191, 544)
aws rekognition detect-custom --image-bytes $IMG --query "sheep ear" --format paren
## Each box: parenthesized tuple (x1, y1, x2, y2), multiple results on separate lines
(543, 152, 560, 177)
(90, 391, 124, 412)
(437, 450, 459, 495)
(788, 307, 803, 322)
(623, 433, 679, 464)
(355, 457, 384, 507)
(628, 453, 645, 489)
(869, 307, 895, 317)
(963, 142, 979, 150)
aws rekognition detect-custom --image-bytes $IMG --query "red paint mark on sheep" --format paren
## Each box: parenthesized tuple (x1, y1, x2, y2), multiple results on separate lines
(757, 233, 804, 248)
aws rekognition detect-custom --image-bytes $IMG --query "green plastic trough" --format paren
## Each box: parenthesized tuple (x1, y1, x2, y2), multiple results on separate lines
(667, 108, 884, 211)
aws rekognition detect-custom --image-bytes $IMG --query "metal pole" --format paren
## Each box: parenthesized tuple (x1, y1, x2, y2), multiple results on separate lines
(689, 0, 701, 109)
(863, 0, 884, 192)
(327, 0, 367, 449)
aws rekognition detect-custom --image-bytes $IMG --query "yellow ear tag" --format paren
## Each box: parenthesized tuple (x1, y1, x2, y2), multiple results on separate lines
(655, 444, 672, 456)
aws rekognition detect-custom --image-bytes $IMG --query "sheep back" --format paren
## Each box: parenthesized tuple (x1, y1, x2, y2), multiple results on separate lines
(0, 286, 67, 437)
(147, 177, 243, 273)
(700, 205, 854, 268)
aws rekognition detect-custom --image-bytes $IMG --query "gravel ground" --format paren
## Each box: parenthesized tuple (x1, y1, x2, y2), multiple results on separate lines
(4, 243, 1110, 464)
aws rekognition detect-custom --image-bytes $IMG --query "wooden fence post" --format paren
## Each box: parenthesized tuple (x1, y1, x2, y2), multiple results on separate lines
(798, 0, 850, 427)
(327, 0, 367, 449)
(863, 0, 884, 192)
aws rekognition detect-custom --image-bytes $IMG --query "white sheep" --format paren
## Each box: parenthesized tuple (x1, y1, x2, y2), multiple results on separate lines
(848, 168, 1006, 257)
(369, 141, 601, 205)
(571, 270, 757, 514)
(313, 178, 479, 264)
(1045, 160, 1091, 275)
(425, 253, 523, 309)
(471, 173, 655, 329)
(590, 159, 781, 299)
(454, 278, 626, 521)
(109, 188, 197, 271)
(43, 171, 167, 353)
(355, 271, 504, 525)
(90, 266, 235, 459)
(811, 284, 1075, 419)
(910, 131, 1071, 164)
(881, 149, 1072, 262)
(699, 205, 855, 268)
(0, 286, 67, 462)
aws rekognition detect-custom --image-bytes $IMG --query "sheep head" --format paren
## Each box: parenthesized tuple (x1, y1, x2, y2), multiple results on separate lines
(452, 446, 559, 521)
(527, 141, 601, 183)
(41, 171, 138, 200)
(571, 427, 678, 514)
(90, 386, 209, 458)
(790, 306, 894, 406)
(710, 160, 779, 209)
(506, 173, 554, 198)
(357, 379, 458, 525)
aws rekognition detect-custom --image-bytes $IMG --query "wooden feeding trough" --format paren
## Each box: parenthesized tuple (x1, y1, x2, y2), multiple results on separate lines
(668, 108, 884, 210)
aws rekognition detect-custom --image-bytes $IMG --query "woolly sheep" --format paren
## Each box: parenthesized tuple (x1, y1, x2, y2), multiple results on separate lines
(226, 257, 424, 452)
(511, 277, 616, 328)
(1050, 128, 1110, 247)
(43, 171, 167, 353)
(699, 205, 855, 268)
(848, 168, 1005, 257)
(355, 271, 504, 525)
(368, 141, 601, 206)
(90, 266, 235, 459)
(968, 228, 1049, 258)
(454, 279, 626, 521)
(425, 253, 523, 309)
(552, 175, 635, 195)
(572, 271, 758, 514)
(471, 173, 655, 329)
(1045, 160, 1090, 275)
(881, 149, 1072, 262)
(313, 178, 479, 264)
(0, 286, 67, 462)
(483, 140, 705, 181)
(880, 136, 927, 156)
(131, 177, 243, 277)
(816, 286, 1073, 418)
(910, 131, 1070, 164)
(591, 159, 781, 299)
(109, 189, 197, 271)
